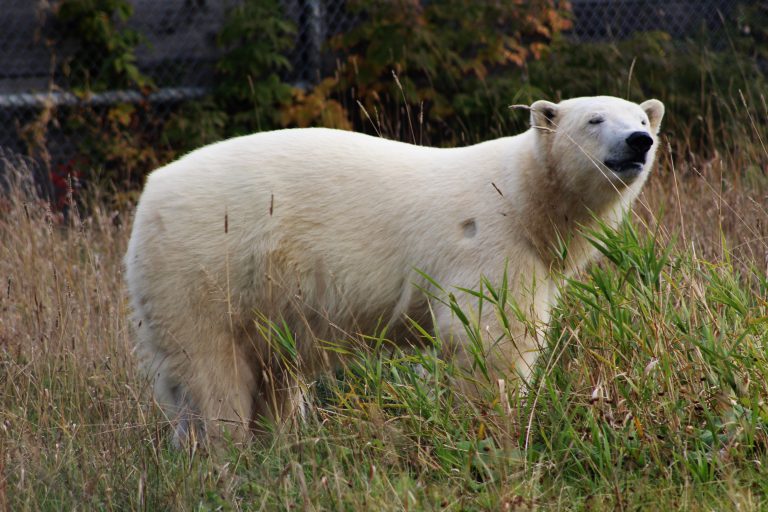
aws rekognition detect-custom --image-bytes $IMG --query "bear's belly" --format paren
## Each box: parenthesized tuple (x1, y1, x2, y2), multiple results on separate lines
(229, 242, 432, 349)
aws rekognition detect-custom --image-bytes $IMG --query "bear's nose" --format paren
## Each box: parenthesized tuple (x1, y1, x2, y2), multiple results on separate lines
(626, 131, 654, 153)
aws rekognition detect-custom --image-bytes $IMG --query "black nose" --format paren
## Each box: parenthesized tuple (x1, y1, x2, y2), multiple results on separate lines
(626, 131, 653, 153)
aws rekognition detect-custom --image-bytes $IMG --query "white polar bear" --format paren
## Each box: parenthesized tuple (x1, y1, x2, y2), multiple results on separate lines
(125, 96, 664, 444)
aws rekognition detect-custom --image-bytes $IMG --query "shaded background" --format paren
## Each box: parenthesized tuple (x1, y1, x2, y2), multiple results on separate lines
(0, 0, 756, 200)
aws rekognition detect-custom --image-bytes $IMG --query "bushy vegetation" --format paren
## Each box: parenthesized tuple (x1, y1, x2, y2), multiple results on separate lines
(25, 0, 768, 195)
(22, 0, 167, 195)
(25, 0, 572, 191)
(290, 0, 571, 143)
(163, 0, 297, 152)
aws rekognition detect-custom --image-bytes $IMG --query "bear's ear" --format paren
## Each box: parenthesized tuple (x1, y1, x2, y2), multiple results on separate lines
(641, 99, 665, 134)
(530, 100, 558, 131)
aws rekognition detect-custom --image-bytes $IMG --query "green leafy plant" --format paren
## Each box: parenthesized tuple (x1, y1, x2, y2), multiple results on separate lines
(282, 0, 571, 143)
(55, 0, 151, 91)
(526, 24, 768, 160)
(734, 1, 768, 61)
(21, 0, 164, 196)
(215, 0, 296, 133)
(163, 0, 297, 153)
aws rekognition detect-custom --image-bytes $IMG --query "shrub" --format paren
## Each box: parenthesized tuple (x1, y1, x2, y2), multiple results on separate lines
(24, 0, 768, 197)
(282, 0, 572, 144)
(23, 0, 164, 199)
(214, 0, 296, 133)
(55, 0, 151, 92)
(163, 0, 297, 153)
(527, 27, 768, 162)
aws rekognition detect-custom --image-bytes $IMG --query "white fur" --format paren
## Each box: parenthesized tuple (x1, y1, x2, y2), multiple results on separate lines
(124, 95, 664, 444)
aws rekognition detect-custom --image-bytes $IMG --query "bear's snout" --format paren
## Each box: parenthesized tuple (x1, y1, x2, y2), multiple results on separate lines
(604, 130, 656, 174)
(626, 131, 654, 155)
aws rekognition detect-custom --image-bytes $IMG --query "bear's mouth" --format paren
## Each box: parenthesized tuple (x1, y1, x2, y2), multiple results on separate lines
(604, 157, 646, 174)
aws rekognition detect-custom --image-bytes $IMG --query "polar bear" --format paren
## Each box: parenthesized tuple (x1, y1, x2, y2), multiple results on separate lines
(125, 96, 664, 444)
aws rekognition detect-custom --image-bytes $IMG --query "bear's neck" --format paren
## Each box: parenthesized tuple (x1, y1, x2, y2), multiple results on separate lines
(511, 146, 630, 275)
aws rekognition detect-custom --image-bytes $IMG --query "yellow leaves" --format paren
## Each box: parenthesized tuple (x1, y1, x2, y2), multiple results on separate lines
(477, 421, 487, 440)
(634, 416, 645, 439)
(280, 78, 353, 130)
(288, 1, 572, 137)
(529, 42, 550, 60)
(502, 48, 527, 68)
(107, 103, 135, 127)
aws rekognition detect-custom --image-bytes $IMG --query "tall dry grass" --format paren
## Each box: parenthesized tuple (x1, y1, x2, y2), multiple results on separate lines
(0, 163, 206, 509)
(640, 136, 768, 272)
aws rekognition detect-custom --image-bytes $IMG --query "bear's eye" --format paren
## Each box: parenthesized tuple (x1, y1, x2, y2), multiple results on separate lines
(641, 119, 647, 126)
(588, 117, 604, 125)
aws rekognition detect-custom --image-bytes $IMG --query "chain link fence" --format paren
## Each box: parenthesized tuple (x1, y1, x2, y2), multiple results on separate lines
(0, 0, 744, 178)
(570, 0, 737, 40)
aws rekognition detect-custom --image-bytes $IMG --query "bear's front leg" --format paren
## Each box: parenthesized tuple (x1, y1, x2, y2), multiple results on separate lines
(433, 301, 542, 399)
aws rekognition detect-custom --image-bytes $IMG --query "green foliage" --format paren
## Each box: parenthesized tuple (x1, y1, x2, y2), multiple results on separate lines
(161, 0, 768, 160)
(283, 0, 571, 143)
(21, 0, 165, 193)
(163, 0, 296, 153)
(734, 1, 768, 60)
(215, 0, 296, 133)
(160, 98, 228, 155)
(55, 0, 152, 91)
(538, 221, 768, 495)
(527, 25, 768, 158)
(32, 0, 768, 192)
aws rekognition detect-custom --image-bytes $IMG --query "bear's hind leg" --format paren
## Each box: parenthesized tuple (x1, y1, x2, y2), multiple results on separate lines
(150, 362, 201, 447)
(147, 323, 260, 448)
(181, 337, 259, 447)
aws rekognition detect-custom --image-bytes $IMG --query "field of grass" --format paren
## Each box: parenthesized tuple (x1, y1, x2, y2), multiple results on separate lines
(2, 96, 768, 511)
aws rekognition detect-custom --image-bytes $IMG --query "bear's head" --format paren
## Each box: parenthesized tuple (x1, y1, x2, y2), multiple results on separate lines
(529, 96, 665, 193)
